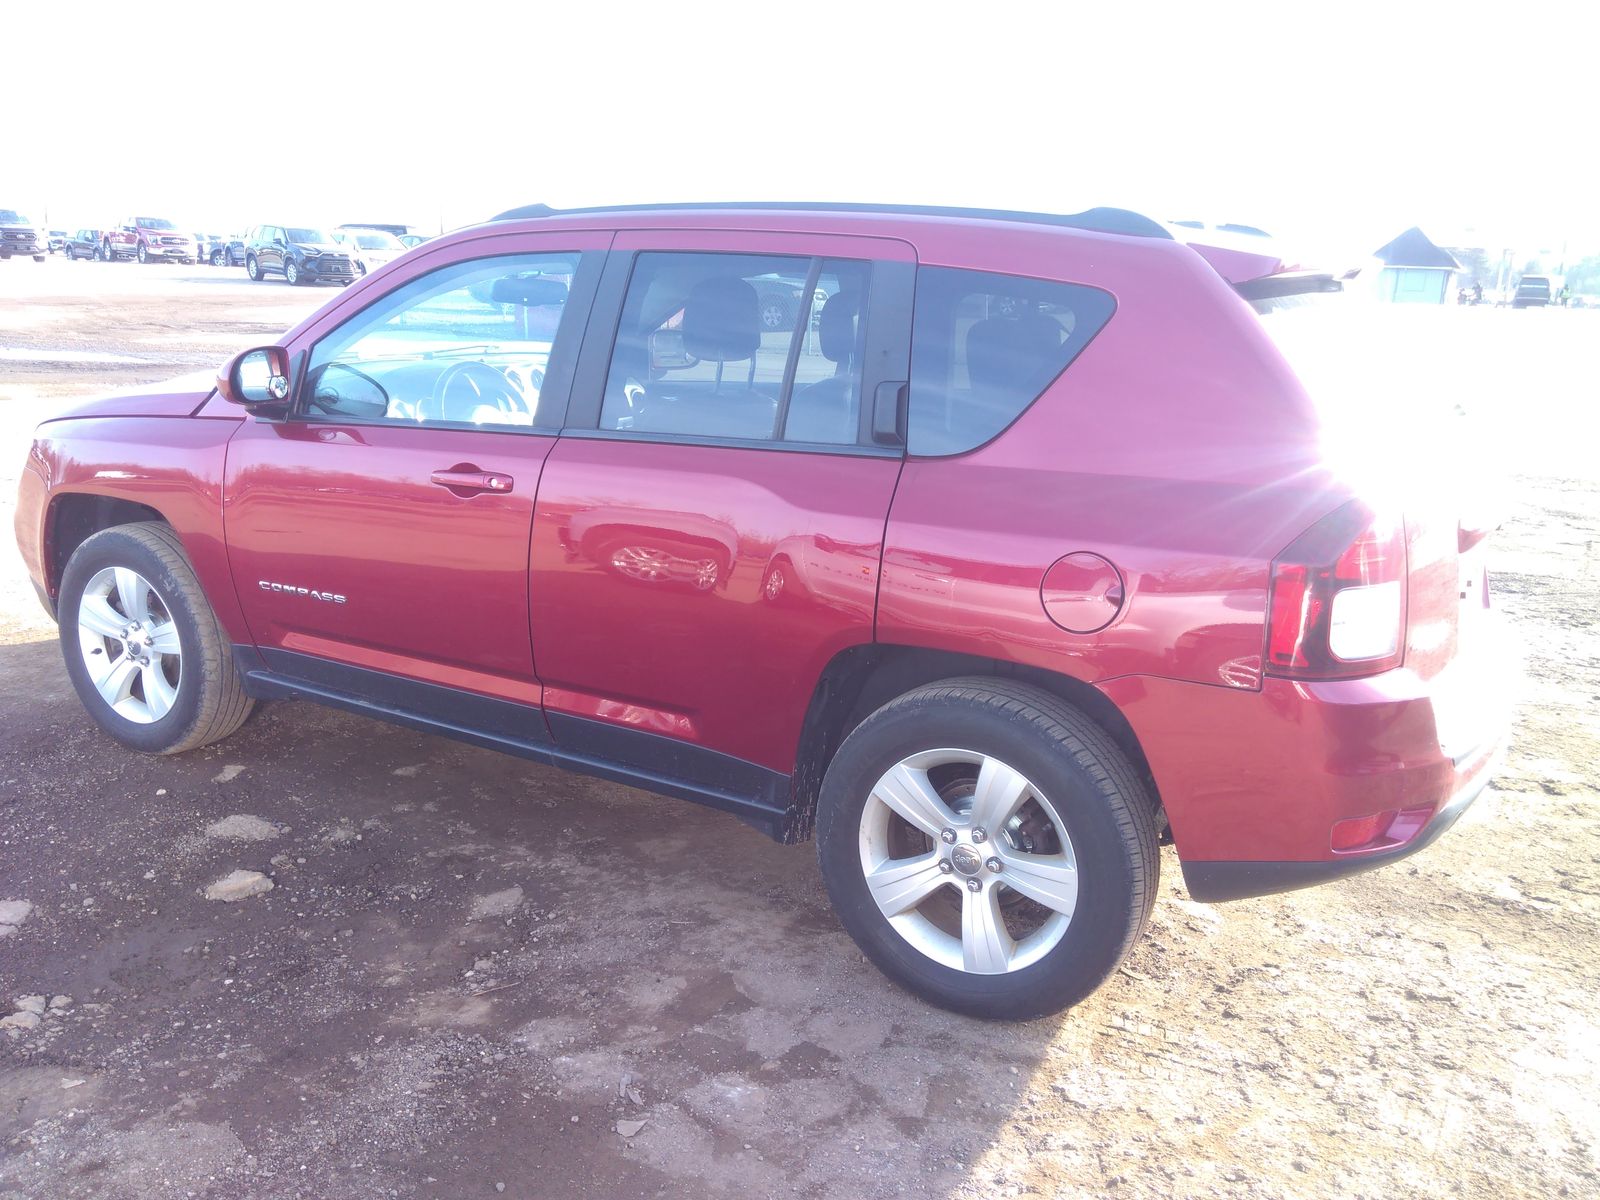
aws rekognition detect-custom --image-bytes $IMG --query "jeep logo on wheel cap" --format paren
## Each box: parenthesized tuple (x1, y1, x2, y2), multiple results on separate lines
(950, 845, 983, 876)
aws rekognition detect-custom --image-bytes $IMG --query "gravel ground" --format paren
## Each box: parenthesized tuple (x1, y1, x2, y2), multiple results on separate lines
(2, 259, 1597, 1199)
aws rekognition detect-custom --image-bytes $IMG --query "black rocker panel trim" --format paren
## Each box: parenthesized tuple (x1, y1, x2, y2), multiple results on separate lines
(253, 646, 549, 745)
(233, 646, 795, 839)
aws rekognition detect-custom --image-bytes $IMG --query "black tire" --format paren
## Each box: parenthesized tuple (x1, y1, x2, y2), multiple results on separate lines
(96, 243, 107, 261)
(33, 255, 46, 263)
(210, 249, 224, 266)
(285, 259, 301, 286)
(246, 254, 261, 281)
(137, 243, 148, 264)
(816, 677, 1159, 1019)
(58, 522, 253, 755)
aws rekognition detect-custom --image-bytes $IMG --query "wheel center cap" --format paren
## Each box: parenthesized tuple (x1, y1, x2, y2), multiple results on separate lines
(950, 845, 984, 877)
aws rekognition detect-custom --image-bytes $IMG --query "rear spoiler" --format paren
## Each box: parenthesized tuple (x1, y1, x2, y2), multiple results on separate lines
(1172, 226, 1350, 304)
(1234, 271, 1345, 303)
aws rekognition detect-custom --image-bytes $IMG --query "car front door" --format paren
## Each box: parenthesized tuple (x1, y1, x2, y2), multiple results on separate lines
(223, 232, 609, 733)
(529, 230, 914, 825)
(264, 227, 286, 274)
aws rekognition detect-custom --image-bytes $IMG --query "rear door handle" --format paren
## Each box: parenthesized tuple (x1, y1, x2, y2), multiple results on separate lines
(430, 467, 515, 495)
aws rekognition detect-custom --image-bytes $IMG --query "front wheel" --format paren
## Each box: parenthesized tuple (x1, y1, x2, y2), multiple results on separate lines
(137, 243, 148, 264)
(58, 522, 254, 754)
(285, 259, 300, 286)
(245, 254, 261, 281)
(816, 678, 1159, 1019)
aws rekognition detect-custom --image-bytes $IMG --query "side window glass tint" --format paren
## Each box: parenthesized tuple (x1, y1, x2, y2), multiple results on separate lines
(908, 267, 1114, 456)
(601, 252, 870, 445)
(305, 253, 580, 428)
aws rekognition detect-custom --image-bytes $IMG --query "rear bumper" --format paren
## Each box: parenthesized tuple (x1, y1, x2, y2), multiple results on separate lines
(1100, 617, 1513, 902)
(1180, 737, 1500, 901)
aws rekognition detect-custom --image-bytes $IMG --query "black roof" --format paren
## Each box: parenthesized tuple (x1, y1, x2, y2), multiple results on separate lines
(489, 201, 1174, 240)
(1372, 226, 1461, 270)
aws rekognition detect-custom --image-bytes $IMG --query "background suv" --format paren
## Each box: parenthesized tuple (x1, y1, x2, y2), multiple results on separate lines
(335, 226, 407, 275)
(1513, 275, 1553, 308)
(12, 201, 1507, 1020)
(243, 225, 357, 286)
(62, 229, 104, 260)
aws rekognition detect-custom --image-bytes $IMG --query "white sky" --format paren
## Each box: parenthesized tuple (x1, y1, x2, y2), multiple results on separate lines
(6, 1, 1595, 263)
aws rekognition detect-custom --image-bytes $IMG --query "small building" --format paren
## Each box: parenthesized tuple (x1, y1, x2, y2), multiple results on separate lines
(1368, 227, 1461, 304)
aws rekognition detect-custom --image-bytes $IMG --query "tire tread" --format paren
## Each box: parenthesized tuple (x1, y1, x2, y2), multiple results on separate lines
(64, 522, 252, 754)
(816, 675, 1160, 1018)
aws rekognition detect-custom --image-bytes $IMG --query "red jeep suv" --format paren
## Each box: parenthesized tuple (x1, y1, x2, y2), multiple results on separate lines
(12, 203, 1508, 1018)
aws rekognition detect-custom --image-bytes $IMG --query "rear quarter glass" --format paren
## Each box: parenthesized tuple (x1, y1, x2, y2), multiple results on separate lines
(907, 267, 1114, 456)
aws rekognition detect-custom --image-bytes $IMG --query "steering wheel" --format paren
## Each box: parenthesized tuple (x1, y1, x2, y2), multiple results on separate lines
(424, 361, 527, 424)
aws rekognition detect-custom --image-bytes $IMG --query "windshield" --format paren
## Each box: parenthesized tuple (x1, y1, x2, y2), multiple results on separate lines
(288, 227, 334, 244)
(136, 218, 177, 230)
(354, 232, 402, 249)
(0, 210, 31, 224)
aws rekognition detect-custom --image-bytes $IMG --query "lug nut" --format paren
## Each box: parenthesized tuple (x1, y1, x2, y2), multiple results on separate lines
(971, 828, 987, 844)
(966, 878, 982, 892)
(940, 828, 957, 845)
(986, 858, 1002, 873)
(938, 860, 954, 874)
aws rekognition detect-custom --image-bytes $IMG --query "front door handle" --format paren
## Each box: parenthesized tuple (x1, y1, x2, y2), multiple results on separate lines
(430, 466, 515, 495)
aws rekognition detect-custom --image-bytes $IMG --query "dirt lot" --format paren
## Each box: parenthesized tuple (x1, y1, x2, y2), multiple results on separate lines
(1, 259, 1597, 1199)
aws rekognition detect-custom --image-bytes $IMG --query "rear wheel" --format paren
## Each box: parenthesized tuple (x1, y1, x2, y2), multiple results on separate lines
(210, 248, 224, 266)
(58, 522, 253, 755)
(816, 678, 1159, 1019)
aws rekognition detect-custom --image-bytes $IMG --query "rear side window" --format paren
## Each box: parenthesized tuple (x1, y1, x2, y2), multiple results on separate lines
(600, 252, 872, 445)
(908, 267, 1114, 456)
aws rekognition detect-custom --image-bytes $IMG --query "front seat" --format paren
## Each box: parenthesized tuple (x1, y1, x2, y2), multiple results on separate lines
(668, 276, 774, 438)
(783, 290, 861, 443)
(682, 277, 762, 390)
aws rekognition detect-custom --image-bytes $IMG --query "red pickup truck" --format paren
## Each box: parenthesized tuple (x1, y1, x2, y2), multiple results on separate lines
(102, 217, 197, 264)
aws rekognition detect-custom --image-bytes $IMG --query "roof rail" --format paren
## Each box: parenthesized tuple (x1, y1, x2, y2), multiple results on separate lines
(489, 201, 1174, 239)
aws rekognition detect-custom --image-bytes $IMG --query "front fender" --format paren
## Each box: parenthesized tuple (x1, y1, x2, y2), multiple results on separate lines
(32, 416, 250, 642)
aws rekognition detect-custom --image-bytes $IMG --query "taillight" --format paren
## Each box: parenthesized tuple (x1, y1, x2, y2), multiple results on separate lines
(1266, 501, 1406, 680)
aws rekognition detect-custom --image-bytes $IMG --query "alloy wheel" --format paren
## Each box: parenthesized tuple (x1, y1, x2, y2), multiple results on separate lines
(75, 566, 183, 724)
(858, 748, 1078, 974)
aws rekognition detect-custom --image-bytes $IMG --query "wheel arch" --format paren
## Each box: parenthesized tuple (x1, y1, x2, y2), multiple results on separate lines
(787, 644, 1166, 844)
(46, 492, 170, 600)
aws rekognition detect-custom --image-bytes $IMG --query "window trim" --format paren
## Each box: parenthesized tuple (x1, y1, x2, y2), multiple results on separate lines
(288, 247, 604, 436)
(566, 248, 912, 459)
(906, 266, 1117, 459)
(558, 425, 905, 459)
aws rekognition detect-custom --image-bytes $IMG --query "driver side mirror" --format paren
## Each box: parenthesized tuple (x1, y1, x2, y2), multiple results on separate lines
(217, 345, 292, 413)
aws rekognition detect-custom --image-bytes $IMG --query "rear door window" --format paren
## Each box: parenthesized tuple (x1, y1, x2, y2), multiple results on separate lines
(600, 252, 872, 446)
(908, 267, 1114, 456)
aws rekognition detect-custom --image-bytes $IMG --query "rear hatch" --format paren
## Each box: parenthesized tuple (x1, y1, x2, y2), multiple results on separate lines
(1229, 251, 1506, 760)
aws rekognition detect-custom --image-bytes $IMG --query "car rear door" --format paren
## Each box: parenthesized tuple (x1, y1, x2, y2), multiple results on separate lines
(223, 230, 610, 733)
(529, 229, 915, 817)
